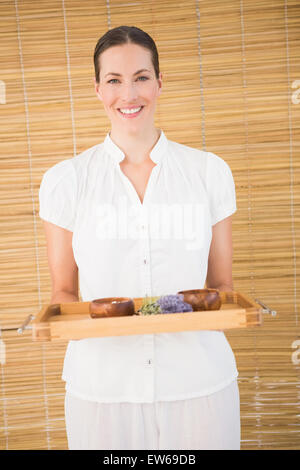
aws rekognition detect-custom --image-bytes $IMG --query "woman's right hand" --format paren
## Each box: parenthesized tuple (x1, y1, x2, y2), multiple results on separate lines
(42, 220, 79, 303)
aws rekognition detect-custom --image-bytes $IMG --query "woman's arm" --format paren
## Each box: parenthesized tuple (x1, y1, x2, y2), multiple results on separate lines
(205, 215, 234, 292)
(42, 220, 79, 303)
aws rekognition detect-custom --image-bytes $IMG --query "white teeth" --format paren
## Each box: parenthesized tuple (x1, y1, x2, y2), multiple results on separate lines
(119, 107, 142, 114)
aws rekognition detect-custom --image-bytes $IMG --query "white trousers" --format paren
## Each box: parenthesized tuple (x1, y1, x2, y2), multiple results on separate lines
(64, 379, 240, 450)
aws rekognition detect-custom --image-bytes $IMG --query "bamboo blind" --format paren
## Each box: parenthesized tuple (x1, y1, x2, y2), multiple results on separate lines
(0, 0, 299, 450)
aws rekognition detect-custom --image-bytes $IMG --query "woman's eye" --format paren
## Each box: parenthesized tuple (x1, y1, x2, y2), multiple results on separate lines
(107, 76, 149, 84)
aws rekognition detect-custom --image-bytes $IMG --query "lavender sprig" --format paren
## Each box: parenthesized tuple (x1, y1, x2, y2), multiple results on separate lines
(137, 294, 193, 315)
(156, 294, 193, 314)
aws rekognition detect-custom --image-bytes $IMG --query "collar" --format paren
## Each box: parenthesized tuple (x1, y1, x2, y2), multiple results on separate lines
(103, 129, 168, 164)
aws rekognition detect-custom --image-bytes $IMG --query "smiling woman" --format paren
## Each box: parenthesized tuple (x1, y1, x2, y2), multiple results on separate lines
(39, 25, 240, 450)
(94, 38, 162, 155)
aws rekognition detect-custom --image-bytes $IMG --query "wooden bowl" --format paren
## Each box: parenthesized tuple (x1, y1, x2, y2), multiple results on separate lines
(89, 297, 135, 318)
(177, 289, 222, 311)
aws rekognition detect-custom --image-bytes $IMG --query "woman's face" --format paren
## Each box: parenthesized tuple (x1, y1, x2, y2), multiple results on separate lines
(94, 43, 162, 134)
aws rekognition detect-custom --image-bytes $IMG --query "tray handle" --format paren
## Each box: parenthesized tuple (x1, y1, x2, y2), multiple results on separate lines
(17, 314, 35, 334)
(254, 298, 277, 316)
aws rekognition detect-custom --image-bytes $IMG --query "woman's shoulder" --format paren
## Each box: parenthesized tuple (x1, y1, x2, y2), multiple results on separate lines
(167, 139, 230, 178)
(42, 142, 103, 179)
(169, 138, 232, 172)
(166, 139, 234, 192)
(168, 138, 208, 164)
(41, 158, 75, 187)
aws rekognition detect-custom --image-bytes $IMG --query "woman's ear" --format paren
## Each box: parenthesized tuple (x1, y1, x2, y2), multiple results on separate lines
(94, 77, 103, 102)
(157, 72, 163, 96)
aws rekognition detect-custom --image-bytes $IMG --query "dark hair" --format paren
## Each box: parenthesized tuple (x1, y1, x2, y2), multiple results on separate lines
(93, 25, 160, 83)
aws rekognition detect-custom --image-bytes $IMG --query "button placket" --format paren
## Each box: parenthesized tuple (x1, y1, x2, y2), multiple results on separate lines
(143, 334, 155, 402)
(142, 240, 152, 297)
(139, 208, 152, 298)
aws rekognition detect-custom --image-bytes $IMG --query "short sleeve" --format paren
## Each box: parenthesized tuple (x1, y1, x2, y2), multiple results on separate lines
(206, 152, 237, 226)
(39, 159, 77, 232)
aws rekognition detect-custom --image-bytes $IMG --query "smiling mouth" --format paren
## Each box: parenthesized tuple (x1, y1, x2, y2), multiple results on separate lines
(117, 106, 144, 118)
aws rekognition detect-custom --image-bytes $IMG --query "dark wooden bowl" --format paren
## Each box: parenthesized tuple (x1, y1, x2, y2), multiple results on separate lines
(177, 289, 222, 311)
(89, 297, 135, 318)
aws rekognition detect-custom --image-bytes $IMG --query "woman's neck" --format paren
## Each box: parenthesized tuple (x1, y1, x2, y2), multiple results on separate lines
(109, 127, 161, 165)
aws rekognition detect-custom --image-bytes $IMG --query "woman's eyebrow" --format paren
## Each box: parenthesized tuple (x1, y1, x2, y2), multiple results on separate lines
(104, 68, 151, 78)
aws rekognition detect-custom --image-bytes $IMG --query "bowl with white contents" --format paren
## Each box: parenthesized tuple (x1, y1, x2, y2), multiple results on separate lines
(89, 297, 135, 318)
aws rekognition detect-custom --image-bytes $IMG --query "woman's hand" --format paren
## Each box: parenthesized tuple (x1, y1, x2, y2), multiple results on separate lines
(42, 220, 79, 303)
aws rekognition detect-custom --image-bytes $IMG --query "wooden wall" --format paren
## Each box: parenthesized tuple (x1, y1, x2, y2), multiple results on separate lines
(0, 0, 299, 449)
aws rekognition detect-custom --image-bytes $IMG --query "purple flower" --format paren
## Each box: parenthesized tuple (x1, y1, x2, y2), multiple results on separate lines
(156, 294, 193, 313)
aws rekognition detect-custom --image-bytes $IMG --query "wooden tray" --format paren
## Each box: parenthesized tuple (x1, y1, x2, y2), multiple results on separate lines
(31, 291, 263, 342)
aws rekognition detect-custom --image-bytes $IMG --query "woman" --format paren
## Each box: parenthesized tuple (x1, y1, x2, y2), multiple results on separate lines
(39, 25, 240, 450)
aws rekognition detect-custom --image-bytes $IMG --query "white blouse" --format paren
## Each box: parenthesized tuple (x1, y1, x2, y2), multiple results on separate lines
(39, 129, 238, 403)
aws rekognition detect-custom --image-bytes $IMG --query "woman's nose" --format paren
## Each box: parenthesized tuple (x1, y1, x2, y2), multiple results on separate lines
(121, 83, 138, 101)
